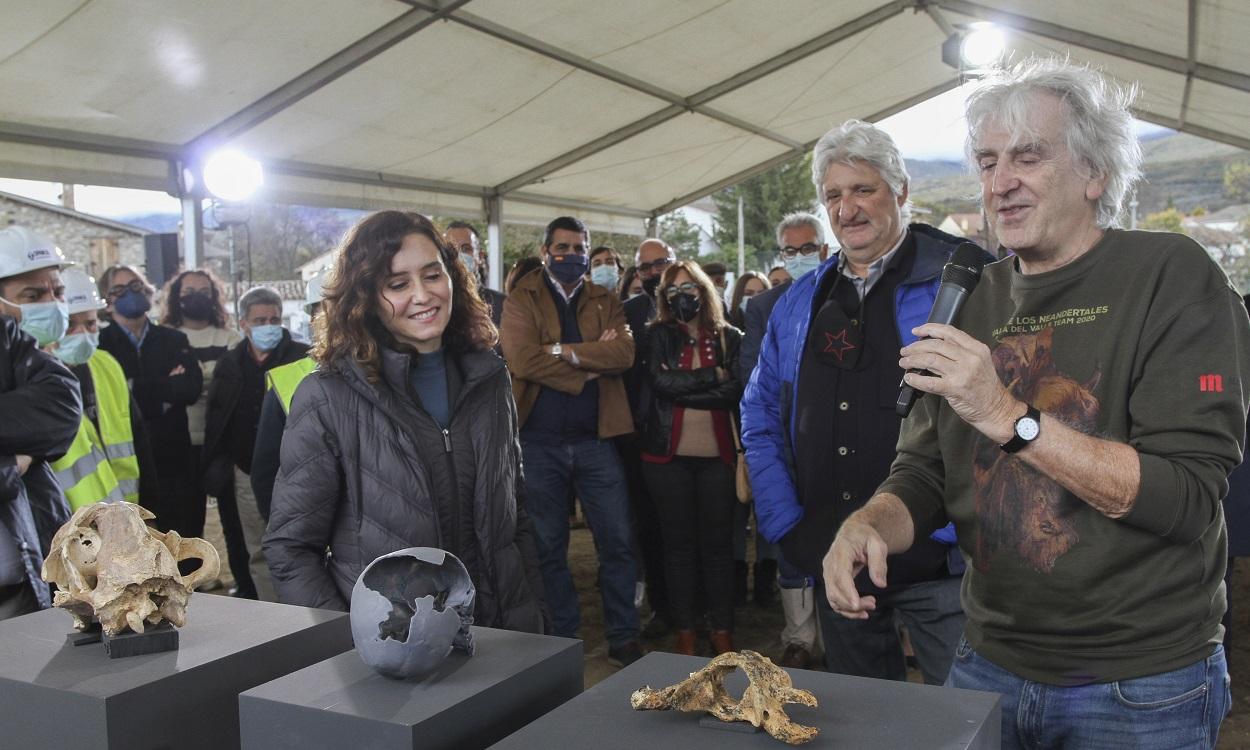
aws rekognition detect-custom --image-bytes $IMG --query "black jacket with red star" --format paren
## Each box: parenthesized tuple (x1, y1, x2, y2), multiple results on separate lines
(741, 224, 991, 583)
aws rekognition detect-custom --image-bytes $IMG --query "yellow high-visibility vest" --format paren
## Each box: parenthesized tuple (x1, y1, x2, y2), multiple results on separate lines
(265, 357, 317, 415)
(50, 349, 140, 509)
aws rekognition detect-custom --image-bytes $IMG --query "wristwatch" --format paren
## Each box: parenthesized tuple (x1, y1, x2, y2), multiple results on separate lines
(1000, 405, 1041, 454)
(551, 343, 563, 357)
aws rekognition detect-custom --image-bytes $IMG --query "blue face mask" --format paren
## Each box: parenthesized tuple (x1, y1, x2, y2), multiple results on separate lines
(547, 253, 589, 286)
(784, 253, 822, 280)
(458, 252, 477, 275)
(19, 299, 70, 346)
(113, 289, 152, 319)
(248, 324, 284, 352)
(739, 297, 751, 316)
(54, 331, 98, 366)
(590, 264, 619, 290)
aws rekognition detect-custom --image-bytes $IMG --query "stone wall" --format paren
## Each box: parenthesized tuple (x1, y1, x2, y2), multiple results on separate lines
(0, 194, 146, 280)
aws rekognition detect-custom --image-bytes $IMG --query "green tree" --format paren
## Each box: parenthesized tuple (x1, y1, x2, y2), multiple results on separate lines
(711, 153, 818, 273)
(1224, 161, 1250, 203)
(1140, 207, 1185, 233)
(658, 212, 702, 259)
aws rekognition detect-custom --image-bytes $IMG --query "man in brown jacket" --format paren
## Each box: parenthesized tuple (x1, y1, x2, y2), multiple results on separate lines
(501, 216, 643, 666)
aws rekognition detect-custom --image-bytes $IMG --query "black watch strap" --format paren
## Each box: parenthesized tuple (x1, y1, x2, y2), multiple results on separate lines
(1000, 405, 1041, 454)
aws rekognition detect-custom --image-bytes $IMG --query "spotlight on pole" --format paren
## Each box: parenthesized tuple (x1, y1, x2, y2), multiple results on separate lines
(941, 22, 1006, 77)
(202, 149, 263, 202)
(961, 24, 1005, 68)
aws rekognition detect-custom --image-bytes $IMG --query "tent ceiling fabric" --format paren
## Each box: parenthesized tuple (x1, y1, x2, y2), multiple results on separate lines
(0, 0, 1247, 225)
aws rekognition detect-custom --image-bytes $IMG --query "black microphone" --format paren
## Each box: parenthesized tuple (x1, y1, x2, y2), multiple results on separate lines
(895, 243, 988, 417)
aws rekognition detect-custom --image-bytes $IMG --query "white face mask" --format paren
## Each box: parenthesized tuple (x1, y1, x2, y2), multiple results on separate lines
(16, 299, 70, 346)
(590, 264, 619, 290)
(784, 253, 822, 280)
(54, 331, 99, 366)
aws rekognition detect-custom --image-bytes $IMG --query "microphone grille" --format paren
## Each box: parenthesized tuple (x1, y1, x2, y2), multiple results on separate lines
(941, 242, 987, 290)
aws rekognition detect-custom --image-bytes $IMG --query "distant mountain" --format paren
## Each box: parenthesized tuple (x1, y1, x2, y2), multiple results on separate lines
(906, 131, 1249, 217)
(119, 212, 180, 233)
(904, 158, 965, 182)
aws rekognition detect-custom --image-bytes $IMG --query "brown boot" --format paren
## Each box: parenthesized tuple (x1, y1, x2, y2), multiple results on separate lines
(710, 630, 734, 655)
(674, 629, 697, 655)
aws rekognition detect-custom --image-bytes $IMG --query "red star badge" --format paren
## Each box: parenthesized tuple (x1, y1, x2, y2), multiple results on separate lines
(823, 329, 856, 361)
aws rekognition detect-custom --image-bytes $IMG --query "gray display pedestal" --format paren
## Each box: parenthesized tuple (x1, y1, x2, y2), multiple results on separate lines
(240, 626, 582, 750)
(491, 652, 1001, 749)
(0, 594, 352, 750)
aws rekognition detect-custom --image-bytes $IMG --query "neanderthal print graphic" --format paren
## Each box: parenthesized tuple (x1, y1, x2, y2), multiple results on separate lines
(972, 327, 1100, 573)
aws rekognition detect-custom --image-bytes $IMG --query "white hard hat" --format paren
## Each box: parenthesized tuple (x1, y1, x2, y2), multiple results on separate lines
(62, 267, 106, 314)
(0, 226, 72, 280)
(305, 269, 325, 313)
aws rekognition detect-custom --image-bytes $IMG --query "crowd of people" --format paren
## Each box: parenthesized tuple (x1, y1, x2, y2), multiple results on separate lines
(2, 57, 1249, 746)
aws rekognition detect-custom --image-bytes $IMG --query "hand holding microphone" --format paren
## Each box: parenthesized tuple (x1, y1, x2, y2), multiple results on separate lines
(895, 243, 988, 418)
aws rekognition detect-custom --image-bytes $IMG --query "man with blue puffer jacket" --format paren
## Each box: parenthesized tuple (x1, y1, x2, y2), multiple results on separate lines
(741, 119, 992, 685)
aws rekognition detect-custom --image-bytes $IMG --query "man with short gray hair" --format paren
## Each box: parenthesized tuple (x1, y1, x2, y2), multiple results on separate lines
(824, 58, 1248, 746)
(204, 285, 310, 600)
(742, 119, 989, 684)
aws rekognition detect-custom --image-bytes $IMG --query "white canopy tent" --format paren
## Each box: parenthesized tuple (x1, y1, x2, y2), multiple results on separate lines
(2, 0, 1247, 287)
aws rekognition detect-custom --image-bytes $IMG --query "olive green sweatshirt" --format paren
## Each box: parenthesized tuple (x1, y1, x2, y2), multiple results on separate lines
(881, 229, 1250, 686)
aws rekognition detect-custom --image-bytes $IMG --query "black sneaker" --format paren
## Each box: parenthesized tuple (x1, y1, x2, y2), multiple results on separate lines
(607, 640, 645, 668)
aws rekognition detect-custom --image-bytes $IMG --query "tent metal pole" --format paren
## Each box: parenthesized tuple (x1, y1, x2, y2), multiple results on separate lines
(180, 193, 204, 272)
(486, 195, 504, 291)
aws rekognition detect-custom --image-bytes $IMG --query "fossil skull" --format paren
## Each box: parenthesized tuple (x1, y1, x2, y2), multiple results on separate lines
(631, 650, 819, 745)
(41, 502, 220, 636)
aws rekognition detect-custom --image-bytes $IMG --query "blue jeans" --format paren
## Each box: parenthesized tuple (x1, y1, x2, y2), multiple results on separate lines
(947, 637, 1231, 749)
(522, 439, 640, 648)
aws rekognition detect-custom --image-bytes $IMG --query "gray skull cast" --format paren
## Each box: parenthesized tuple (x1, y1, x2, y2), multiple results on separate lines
(350, 547, 476, 679)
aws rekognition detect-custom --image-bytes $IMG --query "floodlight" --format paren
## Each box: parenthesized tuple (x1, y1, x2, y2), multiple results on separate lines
(203, 149, 263, 202)
(960, 24, 1005, 68)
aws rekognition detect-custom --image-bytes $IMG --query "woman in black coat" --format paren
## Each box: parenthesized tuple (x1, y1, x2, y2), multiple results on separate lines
(640, 261, 743, 656)
(264, 211, 545, 634)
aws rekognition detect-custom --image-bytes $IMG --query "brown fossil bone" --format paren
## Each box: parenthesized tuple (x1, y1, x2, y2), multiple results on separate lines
(41, 502, 220, 636)
(630, 650, 818, 744)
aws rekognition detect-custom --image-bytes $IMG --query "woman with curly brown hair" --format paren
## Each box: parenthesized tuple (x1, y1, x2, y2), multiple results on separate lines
(640, 260, 743, 656)
(264, 211, 546, 632)
(160, 268, 250, 595)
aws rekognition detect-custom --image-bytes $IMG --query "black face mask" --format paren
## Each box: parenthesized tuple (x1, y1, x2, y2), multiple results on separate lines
(642, 276, 661, 298)
(671, 292, 701, 322)
(181, 294, 214, 321)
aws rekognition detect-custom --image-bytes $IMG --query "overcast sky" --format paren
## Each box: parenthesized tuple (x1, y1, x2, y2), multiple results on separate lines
(0, 82, 1173, 219)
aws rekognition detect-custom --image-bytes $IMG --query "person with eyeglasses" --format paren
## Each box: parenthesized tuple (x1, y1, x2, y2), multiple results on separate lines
(97, 264, 203, 540)
(736, 212, 830, 670)
(620, 238, 678, 641)
(640, 261, 743, 656)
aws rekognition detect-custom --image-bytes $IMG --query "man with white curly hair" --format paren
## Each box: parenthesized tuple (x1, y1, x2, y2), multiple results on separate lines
(823, 57, 1249, 747)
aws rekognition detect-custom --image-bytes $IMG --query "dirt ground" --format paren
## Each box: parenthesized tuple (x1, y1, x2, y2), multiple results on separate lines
(201, 505, 1250, 747)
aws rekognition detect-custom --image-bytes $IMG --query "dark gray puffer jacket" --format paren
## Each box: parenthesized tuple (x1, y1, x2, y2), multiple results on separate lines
(264, 346, 546, 634)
